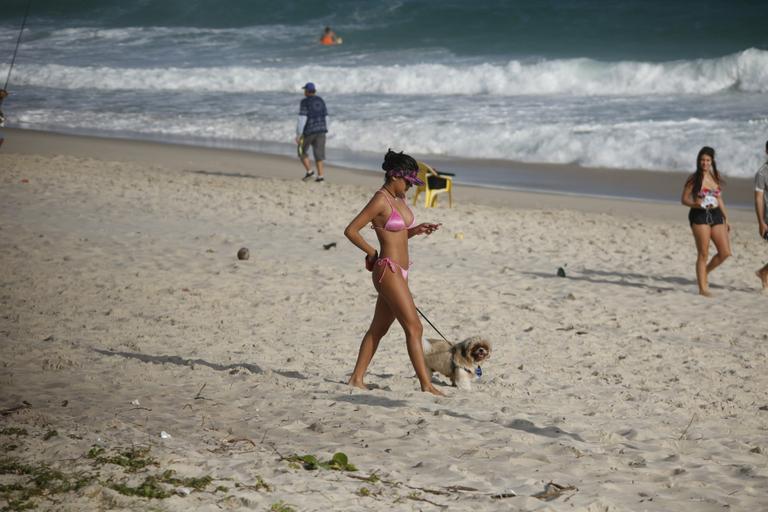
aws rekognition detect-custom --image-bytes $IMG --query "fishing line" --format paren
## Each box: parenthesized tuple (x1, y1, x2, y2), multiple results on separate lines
(3, 0, 32, 92)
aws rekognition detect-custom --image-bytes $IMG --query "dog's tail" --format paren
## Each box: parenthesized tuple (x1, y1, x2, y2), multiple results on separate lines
(421, 337, 434, 355)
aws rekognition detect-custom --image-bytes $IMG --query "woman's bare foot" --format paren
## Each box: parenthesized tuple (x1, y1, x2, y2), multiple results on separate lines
(347, 378, 369, 390)
(422, 385, 446, 397)
(699, 289, 713, 297)
(756, 269, 768, 289)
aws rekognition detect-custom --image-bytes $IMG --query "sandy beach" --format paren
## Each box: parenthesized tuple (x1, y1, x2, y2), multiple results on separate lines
(1, 130, 767, 511)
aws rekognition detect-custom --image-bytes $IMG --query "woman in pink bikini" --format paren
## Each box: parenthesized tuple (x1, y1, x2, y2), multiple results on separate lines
(344, 149, 444, 395)
(681, 146, 732, 296)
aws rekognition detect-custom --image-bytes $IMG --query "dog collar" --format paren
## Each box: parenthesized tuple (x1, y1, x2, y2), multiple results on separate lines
(451, 360, 474, 375)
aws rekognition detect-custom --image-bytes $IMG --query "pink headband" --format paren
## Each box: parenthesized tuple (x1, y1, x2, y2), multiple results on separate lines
(385, 169, 424, 186)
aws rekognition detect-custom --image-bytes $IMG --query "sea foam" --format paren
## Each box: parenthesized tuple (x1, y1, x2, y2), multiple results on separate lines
(7, 48, 768, 96)
(16, 107, 765, 178)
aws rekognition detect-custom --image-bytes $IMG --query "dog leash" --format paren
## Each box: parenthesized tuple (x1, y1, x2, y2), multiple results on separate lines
(415, 306, 452, 344)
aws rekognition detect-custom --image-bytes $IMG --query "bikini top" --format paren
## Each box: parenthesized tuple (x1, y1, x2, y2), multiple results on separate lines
(372, 189, 416, 232)
(698, 186, 721, 198)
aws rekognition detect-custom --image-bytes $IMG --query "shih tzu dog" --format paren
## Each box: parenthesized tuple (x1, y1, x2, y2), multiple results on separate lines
(421, 336, 492, 390)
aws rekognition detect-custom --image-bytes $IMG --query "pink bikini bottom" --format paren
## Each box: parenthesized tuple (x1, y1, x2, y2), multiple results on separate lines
(377, 257, 411, 282)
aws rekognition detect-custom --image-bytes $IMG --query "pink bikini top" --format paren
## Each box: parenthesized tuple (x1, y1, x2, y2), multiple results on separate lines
(372, 190, 416, 232)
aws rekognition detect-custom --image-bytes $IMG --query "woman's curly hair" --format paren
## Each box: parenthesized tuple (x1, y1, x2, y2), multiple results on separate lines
(382, 148, 418, 172)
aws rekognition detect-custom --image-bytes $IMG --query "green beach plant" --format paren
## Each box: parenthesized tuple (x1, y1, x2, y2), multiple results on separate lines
(0, 428, 28, 437)
(286, 452, 357, 472)
(109, 475, 170, 499)
(0, 456, 95, 510)
(0, 442, 271, 509)
(86, 445, 157, 472)
(269, 501, 296, 512)
(234, 475, 271, 492)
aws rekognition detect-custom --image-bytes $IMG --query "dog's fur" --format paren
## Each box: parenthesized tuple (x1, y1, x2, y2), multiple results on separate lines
(421, 336, 491, 390)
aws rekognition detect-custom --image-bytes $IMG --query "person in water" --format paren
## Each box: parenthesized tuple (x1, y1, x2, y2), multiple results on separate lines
(344, 149, 444, 395)
(319, 26, 341, 45)
(681, 146, 732, 296)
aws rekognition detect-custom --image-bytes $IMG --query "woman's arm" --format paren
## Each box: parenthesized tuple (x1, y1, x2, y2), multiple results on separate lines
(344, 195, 383, 258)
(680, 182, 699, 208)
(407, 223, 441, 239)
(718, 194, 730, 226)
(756, 190, 767, 237)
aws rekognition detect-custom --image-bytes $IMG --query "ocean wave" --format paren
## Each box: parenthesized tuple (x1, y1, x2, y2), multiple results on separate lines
(14, 109, 764, 178)
(331, 118, 764, 177)
(40, 24, 311, 45)
(7, 48, 767, 95)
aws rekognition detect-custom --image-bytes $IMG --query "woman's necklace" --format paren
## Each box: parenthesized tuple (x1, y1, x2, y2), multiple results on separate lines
(382, 186, 399, 200)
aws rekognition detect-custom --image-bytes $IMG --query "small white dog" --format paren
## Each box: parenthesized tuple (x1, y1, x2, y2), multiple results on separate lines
(421, 336, 492, 390)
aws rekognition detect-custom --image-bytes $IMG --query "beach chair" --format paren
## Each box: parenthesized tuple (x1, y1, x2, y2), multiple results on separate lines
(413, 161, 454, 208)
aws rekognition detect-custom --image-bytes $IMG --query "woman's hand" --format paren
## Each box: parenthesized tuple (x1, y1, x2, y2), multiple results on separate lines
(411, 223, 441, 236)
(365, 251, 378, 271)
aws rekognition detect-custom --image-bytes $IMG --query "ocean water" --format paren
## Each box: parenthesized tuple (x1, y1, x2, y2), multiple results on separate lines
(1, 0, 767, 184)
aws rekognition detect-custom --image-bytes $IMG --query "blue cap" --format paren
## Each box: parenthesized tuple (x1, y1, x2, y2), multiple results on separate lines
(302, 82, 316, 92)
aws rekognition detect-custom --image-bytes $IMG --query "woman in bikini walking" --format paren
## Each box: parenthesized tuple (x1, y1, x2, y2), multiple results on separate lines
(681, 146, 732, 296)
(344, 150, 444, 395)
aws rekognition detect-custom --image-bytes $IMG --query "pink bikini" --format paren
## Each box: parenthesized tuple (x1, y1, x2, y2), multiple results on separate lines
(371, 190, 415, 281)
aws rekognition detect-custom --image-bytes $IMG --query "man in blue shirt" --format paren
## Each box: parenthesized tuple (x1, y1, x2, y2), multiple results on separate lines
(295, 82, 328, 183)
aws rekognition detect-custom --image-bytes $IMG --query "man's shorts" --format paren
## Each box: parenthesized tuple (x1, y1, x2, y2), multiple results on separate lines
(300, 132, 326, 161)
